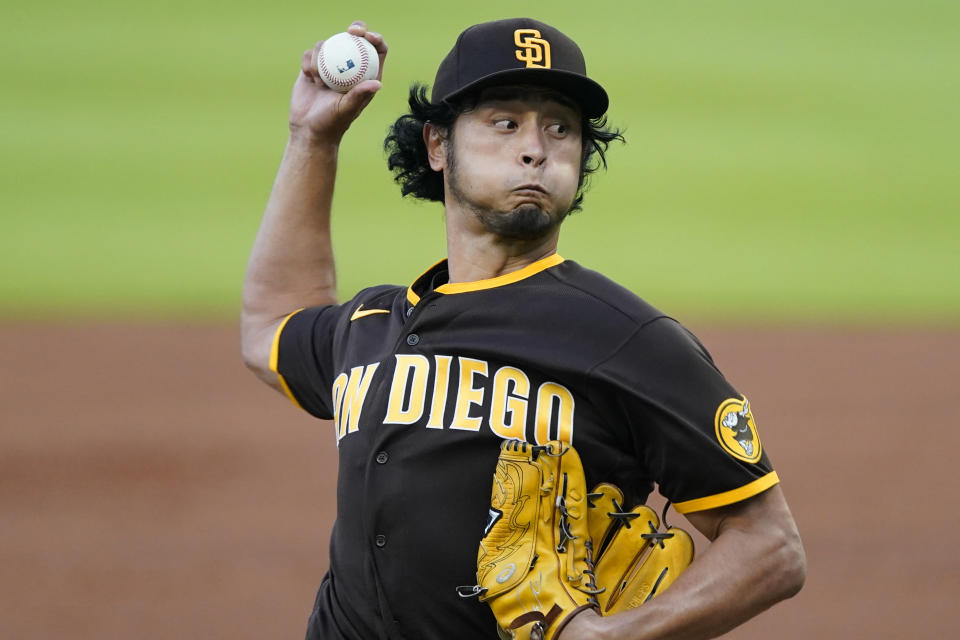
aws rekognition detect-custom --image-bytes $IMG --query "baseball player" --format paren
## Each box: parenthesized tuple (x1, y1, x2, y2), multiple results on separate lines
(242, 18, 805, 640)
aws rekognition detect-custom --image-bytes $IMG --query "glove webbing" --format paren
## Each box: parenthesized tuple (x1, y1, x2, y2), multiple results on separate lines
(556, 469, 603, 600)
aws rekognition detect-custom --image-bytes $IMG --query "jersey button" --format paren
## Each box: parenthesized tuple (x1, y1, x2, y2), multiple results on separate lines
(375, 534, 387, 548)
(406, 307, 414, 317)
(406, 333, 420, 346)
(375, 451, 389, 464)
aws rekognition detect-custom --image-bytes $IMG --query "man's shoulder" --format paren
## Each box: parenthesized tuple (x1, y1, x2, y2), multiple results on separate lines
(350, 283, 406, 306)
(298, 284, 406, 328)
(548, 259, 667, 327)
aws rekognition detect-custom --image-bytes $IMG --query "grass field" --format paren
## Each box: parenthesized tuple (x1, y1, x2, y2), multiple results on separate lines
(2, 1, 957, 323)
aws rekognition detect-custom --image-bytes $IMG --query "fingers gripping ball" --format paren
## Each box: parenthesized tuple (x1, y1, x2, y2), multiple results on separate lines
(317, 32, 379, 92)
(459, 440, 601, 640)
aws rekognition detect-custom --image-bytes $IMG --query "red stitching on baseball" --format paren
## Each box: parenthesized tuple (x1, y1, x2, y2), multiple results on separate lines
(319, 35, 371, 88)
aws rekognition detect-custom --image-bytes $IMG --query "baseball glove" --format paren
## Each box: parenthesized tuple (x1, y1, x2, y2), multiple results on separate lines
(457, 439, 600, 640)
(458, 440, 695, 639)
(587, 483, 695, 614)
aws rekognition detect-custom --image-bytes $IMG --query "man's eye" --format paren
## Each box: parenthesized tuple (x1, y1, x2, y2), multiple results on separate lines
(547, 123, 568, 135)
(493, 119, 517, 130)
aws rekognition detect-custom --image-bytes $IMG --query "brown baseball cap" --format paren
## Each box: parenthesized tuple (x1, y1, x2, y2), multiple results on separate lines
(431, 18, 609, 118)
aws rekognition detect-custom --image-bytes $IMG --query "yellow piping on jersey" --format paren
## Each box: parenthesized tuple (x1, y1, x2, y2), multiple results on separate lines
(437, 254, 564, 294)
(407, 254, 565, 303)
(672, 471, 780, 514)
(270, 308, 306, 410)
(407, 258, 448, 305)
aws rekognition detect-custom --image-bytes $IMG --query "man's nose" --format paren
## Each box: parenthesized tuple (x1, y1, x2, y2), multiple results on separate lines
(517, 126, 547, 167)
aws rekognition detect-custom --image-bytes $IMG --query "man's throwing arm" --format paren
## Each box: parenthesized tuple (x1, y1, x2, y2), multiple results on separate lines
(241, 21, 387, 391)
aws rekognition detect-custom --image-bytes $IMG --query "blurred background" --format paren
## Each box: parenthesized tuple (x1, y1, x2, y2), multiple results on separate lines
(4, 0, 957, 322)
(1, 1, 957, 638)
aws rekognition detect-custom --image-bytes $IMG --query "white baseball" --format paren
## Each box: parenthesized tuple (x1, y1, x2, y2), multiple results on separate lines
(317, 32, 379, 93)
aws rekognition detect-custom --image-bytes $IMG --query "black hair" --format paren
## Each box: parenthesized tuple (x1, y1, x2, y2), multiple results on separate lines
(384, 84, 624, 212)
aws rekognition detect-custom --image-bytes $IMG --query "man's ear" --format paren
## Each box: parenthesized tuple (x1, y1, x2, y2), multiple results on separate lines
(424, 123, 447, 171)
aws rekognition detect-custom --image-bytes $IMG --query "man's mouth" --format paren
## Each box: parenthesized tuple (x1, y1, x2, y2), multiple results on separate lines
(513, 184, 547, 195)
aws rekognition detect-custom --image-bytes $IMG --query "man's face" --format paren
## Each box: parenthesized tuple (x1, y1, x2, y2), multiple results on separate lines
(439, 87, 583, 241)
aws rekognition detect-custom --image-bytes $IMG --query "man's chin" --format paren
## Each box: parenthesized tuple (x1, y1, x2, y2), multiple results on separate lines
(481, 205, 565, 240)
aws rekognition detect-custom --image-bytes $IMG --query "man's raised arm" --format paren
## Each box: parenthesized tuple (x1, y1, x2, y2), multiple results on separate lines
(241, 22, 387, 391)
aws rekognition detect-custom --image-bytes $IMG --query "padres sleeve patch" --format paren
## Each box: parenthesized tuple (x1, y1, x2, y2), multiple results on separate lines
(715, 396, 762, 463)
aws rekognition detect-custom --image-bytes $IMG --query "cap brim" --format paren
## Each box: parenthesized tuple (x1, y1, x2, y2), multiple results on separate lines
(440, 68, 609, 119)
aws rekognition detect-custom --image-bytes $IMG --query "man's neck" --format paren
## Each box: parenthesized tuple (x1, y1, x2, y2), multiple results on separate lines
(444, 221, 560, 284)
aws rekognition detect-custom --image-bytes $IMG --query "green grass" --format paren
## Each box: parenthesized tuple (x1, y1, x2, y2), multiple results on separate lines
(2, 1, 957, 323)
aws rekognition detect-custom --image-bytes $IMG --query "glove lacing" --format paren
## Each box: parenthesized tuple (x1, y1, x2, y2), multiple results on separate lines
(459, 445, 605, 605)
(553, 464, 603, 601)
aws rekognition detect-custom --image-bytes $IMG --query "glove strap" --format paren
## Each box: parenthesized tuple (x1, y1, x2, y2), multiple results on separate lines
(512, 603, 596, 639)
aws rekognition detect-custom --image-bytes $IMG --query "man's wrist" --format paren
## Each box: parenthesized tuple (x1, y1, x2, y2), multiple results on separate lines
(287, 125, 342, 154)
(558, 608, 609, 640)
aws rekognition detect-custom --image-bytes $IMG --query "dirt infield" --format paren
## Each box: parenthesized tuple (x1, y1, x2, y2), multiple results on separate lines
(1, 323, 955, 639)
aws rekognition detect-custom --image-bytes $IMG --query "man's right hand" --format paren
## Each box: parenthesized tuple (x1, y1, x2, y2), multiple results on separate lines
(290, 21, 387, 145)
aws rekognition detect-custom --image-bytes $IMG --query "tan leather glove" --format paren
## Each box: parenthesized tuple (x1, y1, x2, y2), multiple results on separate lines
(587, 483, 695, 614)
(458, 440, 601, 640)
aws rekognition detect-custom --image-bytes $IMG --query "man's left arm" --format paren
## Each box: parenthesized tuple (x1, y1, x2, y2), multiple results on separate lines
(561, 484, 805, 640)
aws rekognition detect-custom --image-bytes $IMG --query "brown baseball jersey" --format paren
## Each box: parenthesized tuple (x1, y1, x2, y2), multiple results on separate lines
(272, 254, 778, 640)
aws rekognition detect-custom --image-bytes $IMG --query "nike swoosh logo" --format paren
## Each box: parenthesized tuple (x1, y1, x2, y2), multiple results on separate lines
(350, 304, 391, 322)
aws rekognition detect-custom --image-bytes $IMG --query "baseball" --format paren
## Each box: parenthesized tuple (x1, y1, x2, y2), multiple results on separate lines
(317, 32, 380, 92)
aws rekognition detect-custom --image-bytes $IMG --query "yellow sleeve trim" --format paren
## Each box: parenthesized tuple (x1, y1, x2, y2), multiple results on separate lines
(269, 308, 305, 410)
(672, 471, 780, 514)
(276, 375, 304, 411)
